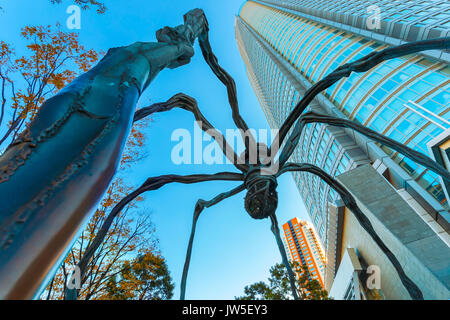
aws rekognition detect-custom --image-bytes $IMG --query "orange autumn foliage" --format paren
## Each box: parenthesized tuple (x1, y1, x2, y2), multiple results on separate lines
(104, 249, 174, 300)
(0, 24, 101, 148)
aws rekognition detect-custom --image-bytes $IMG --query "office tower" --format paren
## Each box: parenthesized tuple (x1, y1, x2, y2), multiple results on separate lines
(236, 0, 449, 299)
(282, 218, 326, 287)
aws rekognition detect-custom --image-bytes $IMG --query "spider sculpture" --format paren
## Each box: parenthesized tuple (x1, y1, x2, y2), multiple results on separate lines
(74, 23, 450, 301)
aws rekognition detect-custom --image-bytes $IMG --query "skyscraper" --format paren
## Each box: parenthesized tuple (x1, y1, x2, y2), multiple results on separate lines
(282, 218, 326, 287)
(236, 0, 449, 299)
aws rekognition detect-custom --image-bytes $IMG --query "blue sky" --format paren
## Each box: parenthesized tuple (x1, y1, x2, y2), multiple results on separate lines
(0, 0, 310, 299)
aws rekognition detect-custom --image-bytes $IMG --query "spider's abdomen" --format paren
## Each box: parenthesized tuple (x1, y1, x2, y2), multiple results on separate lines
(244, 173, 278, 219)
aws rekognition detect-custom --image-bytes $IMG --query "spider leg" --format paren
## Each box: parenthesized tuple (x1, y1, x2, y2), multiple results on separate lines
(270, 37, 450, 150)
(277, 162, 424, 300)
(198, 30, 257, 154)
(275, 111, 450, 182)
(180, 184, 246, 300)
(269, 212, 300, 300)
(133, 93, 248, 172)
(67, 171, 243, 300)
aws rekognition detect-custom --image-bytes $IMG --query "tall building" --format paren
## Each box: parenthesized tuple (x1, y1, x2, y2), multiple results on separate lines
(236, 0, 450, 299)
(282, 218, 326, 287)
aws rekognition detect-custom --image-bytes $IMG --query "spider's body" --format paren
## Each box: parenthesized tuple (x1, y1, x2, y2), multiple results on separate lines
(244, 168, 278, 220)
(240, 142, 279, 219)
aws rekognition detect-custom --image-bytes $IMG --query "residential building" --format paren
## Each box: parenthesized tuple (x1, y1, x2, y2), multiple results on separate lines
(282, 218, 326, 287)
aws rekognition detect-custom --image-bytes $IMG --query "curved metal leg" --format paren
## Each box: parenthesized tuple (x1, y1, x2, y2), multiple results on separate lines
(198, 31, 257, 153)
(278, 162, 424, 300)
(269, 212, 299, 300)
(66, 171, 243, 300)
(133, 93, 247, 172)
(180, 184, 245, 300)
(273, 37, 450, 146)
(277, 112, 450, 183)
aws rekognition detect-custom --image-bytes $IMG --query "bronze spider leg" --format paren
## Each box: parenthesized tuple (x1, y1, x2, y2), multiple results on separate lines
(276, 162, 425, 300)
(269, 211, 300, 300)
(134, 93, 247, 172)
(269, 37, 450, 157)
(198, 25, 257, 155)
(68, 172, 244, 299)
(136, 16, 258, 169)
(277, 111, 450, 183)
(180, 183, 246, 300)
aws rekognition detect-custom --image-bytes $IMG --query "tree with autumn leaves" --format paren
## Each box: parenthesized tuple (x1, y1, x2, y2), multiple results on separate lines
(236, 262, 331, 300)
(0, 24, 99, 148)
(1, 1, 174, 300)
(105, 248, 174, 300)
(41, 174, 174, 300)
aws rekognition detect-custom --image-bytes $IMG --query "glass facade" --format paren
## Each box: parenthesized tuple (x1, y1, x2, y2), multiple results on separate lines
(236, 0, 449, 249)
(260, 0, 450, 42)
